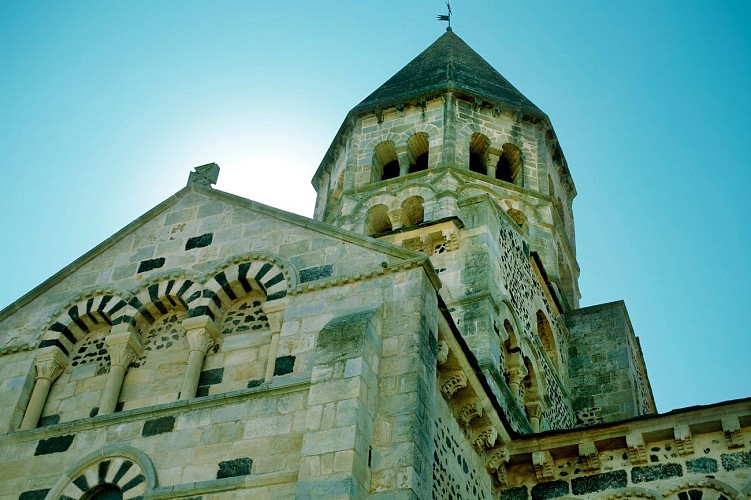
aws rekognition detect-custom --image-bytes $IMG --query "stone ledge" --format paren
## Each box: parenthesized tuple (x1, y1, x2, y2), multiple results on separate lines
(0, 375, 310, 445)
(147, 471, 298, 499)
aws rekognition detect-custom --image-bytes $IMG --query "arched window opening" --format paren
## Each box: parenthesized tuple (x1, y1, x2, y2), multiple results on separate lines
(555, 196, 565, 219)
(469, 133, 490, 174)
(365, 204, 392, 235)
(536, 310, 558, 367)
(401, 196, 424, 226)
(547, 174, 555, 198)
(496, 143, 523, 185)
(373, 142, 399, 181)
(407, 133, 429, 173)
(81, 484, 123, 500)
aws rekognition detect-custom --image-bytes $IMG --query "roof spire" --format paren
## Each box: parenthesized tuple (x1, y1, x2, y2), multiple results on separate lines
(437, 1, 452, 31)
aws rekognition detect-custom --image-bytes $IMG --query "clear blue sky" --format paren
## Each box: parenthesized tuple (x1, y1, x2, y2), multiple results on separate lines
(1, 1, 749, 412)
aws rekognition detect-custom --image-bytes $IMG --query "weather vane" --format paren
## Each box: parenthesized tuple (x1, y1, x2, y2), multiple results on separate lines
(437, 1, 452, 30)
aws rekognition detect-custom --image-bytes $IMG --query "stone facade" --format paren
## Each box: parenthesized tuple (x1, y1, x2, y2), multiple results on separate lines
(0, 29, 749, 500)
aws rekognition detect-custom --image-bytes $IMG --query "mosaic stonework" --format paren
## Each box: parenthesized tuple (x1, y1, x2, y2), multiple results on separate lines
(220, 297, 269, 336)
(432, 401, 493, 500)
(70, 329, 111, 375)
(498, 224, 574, 430)
(132, 311, 187, 368)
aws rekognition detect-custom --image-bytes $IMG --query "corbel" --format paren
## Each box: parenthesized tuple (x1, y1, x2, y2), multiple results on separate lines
(674, 424, 694, 456)
(473, 98, 483, 111)
(486, 447, 510, 487)
(440, 370, 467, 399)
(472, 425, 498, 451)
(532, 450, 555, 481)
(455, 396, 483, 427)
(578, 441, 600, 472)
(436, 340, 449, 365)
(722, 417, 744, 449)
(626, 433, 648, 465)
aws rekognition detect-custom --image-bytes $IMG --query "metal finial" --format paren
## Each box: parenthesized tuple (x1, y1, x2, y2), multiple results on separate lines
(437, 1, 452, 30)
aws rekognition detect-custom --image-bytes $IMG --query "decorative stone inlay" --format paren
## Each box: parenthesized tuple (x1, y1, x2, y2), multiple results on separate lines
(579, 441, 601, 472)
(70, 330, 111, 375)
(721, 417, 744, 449)
(532, 450, 555, 480)
(220, 297, 268, 336)
(674, 424, 694, 456)
(626, 433, 648, 465)
(132, 311, 185, 368)
(441, 370, 468, 399)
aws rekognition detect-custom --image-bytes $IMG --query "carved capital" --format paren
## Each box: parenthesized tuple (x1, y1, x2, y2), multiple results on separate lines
(261, 300, 286, 334)
(532, 450, 555, 480)
(387, 208, 407, 230)
(722, 417, 744, 449)
(626, 433, 648, 465)
(105, 327, 143, 368)
(440, 370, 467, 400)
(578, 441, 600, 472)
(34, 347, 69, 382)
(183, 316, 220, 353)
(525, 400, 543, 419)
(674, 425, 693, 456)
(505, 352, 527, 382)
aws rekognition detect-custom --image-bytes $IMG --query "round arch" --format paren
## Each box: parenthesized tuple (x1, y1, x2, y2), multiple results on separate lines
(38, 290, 133, 357)
(46, 444, 157, 499)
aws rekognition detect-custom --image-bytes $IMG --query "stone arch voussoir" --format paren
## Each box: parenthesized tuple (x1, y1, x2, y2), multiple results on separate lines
(46, 444, 156, 499)
(200, 254, 292, 320)
(38, 289, 131, 357)
(128, 273, 201, 330)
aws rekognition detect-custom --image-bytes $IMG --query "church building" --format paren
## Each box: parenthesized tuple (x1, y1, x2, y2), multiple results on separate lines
(0, 29, 749, 500)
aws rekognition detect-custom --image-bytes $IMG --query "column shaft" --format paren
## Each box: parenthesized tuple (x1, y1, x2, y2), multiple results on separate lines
(99, 364, 127, 415)
(180, 349, 207, 400)
(20, 379, 52, 430)
(264, 332, 281, 382)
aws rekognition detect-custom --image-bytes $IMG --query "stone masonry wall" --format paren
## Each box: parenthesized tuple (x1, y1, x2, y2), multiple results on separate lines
(565, 300, 653, 425)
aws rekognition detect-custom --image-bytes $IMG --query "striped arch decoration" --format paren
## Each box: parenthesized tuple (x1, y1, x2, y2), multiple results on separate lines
(47, 445, 156, 500)
(38, 292, 133, 357)
(126, 276, 202, 329)
(194, 257, 290, 320)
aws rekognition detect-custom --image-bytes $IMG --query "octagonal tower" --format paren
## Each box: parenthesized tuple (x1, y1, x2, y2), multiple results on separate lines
(312, 29, 586, 431)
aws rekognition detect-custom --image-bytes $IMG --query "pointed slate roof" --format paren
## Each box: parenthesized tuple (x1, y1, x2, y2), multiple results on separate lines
(352, 29, 546, 120)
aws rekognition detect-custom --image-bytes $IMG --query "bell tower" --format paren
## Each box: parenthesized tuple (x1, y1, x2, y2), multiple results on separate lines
(312, 29, 583, 432)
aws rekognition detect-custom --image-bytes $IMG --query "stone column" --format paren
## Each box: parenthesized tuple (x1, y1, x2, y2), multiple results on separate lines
(486, 152, 499, 178)
(179, 316, 220, 400)
(397, 151, 411, 176)
(504, 352, 527, 401)
(525, 400, 543, 432)
(387, 208, 407, 230)
(262, 301, 286, 383)
(99, 324, 143, 415)
(20, 347, 69, 430)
